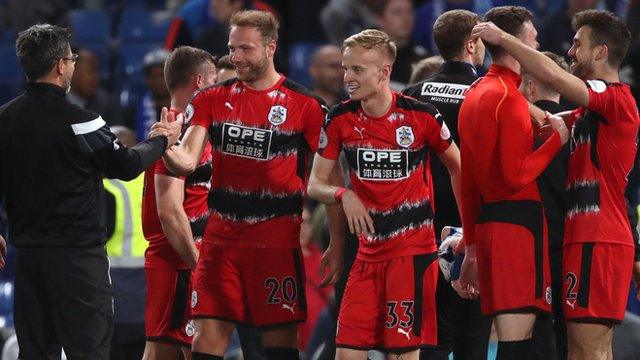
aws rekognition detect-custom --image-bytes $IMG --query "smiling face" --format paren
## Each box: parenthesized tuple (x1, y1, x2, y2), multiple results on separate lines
(341, 46, 391, 101)
(567, 26, 597, 80)
(228, 25, 274, 83)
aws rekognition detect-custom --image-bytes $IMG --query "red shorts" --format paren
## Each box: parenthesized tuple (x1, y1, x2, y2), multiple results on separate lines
(476, 201, 552, 316)
(562, 242, 634, 324)
(191, 242, 307, 327)
(145, 267, 194, 347)
(335, 253, 438, 352)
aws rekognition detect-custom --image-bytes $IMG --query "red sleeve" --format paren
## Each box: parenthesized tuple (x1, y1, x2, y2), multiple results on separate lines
(497, 92, 562, 190)
(423, 111, 452, 154)
(585, 80, 616, 120)
(460, 152, 480, 246)
(188, 88, 215, 131)
(303, 99, 327, 153)
(317, 114, 342, 160)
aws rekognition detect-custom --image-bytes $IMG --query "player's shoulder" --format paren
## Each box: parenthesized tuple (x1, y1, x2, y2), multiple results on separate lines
(281, 77, 327, 108)
(402, 82, 422, 98)
(327, 99, 359, 119)
(396, 92, 440, 118)
(190, 78, 238, 102)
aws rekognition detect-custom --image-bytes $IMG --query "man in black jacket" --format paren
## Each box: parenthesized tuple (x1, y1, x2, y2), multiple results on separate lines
(403, 9, 491, 360)
(0, 24, 180, 359)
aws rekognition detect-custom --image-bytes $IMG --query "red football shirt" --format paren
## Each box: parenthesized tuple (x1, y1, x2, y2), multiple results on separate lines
(564, 80, 640, 246)
(458, 65, 562, 246)
(142, 108, 212, 269)
(319, 92, 451, 261)
(188, 76, 326, 248)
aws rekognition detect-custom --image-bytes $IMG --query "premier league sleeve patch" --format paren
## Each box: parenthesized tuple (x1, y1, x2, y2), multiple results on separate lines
(440, 121, 451, 140)
(586, 80, 607, 93)
(318, 127, 328, 149)
(184, 103, 194, 124)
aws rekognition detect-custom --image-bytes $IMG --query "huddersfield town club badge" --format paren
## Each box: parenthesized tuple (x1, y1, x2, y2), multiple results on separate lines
(268, 105, 287, 125)
(396, 126, 414, 148)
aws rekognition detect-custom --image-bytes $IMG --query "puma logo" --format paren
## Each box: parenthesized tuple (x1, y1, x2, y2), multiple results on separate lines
(397, 328, 411, 340)
(282, 303, 295, 314)
(354, 126, 365, 138)
(566, 300, 576, 309)
(225, 102, 234, 110)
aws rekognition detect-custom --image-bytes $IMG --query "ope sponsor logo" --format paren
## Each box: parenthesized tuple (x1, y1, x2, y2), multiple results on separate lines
(357, 149, 409, 181)
(222, 123, 272, 160)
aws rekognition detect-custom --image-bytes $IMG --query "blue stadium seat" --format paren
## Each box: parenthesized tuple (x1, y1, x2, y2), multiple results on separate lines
(117, 43, 163, 80)
(0, 43, 20, 82)
(118, 8, 171, 43)
(287, 42, 322, 89)
(69, 9, 110, 44)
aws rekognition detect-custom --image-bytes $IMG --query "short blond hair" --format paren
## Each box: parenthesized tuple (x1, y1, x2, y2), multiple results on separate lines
(342, 29, 397, 63)
(230, 10, 279, 43)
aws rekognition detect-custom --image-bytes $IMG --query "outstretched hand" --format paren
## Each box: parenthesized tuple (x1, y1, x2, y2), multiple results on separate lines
(149, 107, 184, 149)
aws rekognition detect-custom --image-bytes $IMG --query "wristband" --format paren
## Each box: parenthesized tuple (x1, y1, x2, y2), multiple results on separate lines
(334, 187, 348, 203)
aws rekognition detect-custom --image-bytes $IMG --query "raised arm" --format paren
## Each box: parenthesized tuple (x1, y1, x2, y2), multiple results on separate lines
(497, 95, 566, 190)
(76, 109, 181, 181)
(472, 22, 589, 107)
(160, 124, 208, 176)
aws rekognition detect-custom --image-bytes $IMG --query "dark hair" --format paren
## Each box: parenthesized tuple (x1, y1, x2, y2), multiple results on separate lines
(433, 10, 480, 61)
(572, 10, 630, 68)
(15, 24, 72, 81)
(230, 10, 279, 43)
(216, 55, 234, 70)
(164, 46, 216, 92)
(483, 6, 533, 59)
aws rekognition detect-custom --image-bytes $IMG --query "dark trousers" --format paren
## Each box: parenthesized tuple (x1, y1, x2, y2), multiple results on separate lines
(14, 244, 114, 360)
(420, 269, 492, 360)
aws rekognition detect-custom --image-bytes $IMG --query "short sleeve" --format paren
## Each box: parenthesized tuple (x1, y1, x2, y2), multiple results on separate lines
(585, 80, 616, 120)
(317, 112, 342, 160)
(303, 99, 327, 153)
(423, 110, 452, 154)
(188, 88, 215, 130)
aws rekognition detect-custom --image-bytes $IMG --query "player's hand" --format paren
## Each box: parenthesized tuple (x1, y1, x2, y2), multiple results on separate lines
(0, 234, 6, 269)
(341, 190, 375, 235)
(546, 111, 569, 145)
(149, 108, 184, 149)
(457, 245, 480, 299)
(318, 241, 344, 287)
(633, 261, 640, 301)
(471, 22, 504, 46)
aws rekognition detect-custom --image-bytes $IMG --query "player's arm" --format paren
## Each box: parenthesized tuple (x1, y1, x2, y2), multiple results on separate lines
(318, 161, 348, 287)
(77, 108, 181, 181)
(472, 22, 589, 107)
(455, 148, 480, 298)
(159, 124, 208, 176)
(155, 173, 198, 268)
(437, 142, 462, 216)
(308, 155, 374, 235)
(498, 95, 567, 190)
